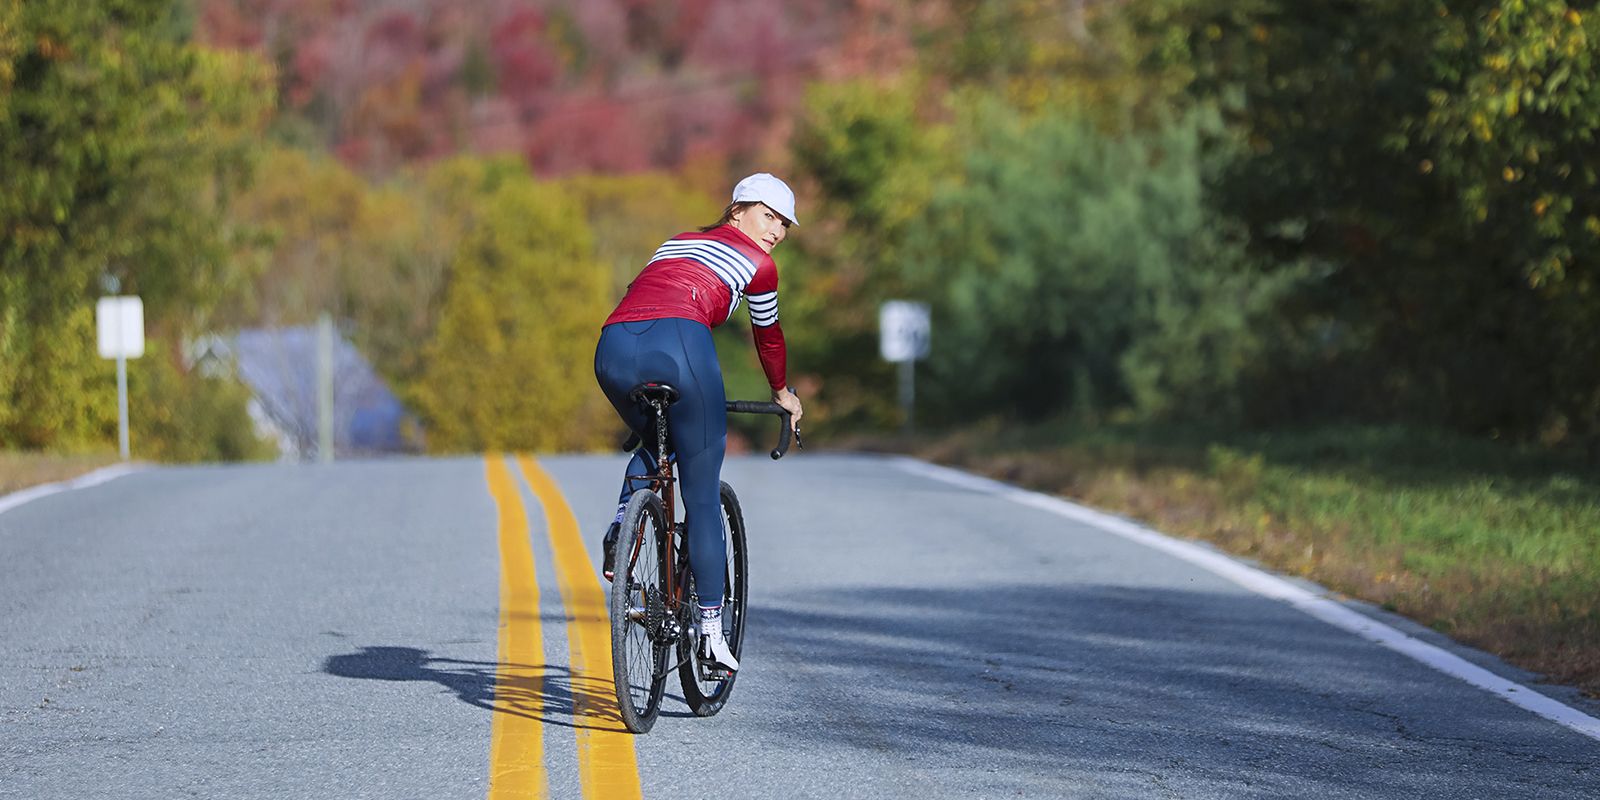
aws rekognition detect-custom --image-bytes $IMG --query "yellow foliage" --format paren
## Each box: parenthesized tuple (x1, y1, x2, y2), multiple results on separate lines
(226, 147, 370, 324)
(557, 172, 721, 301)
(412, 176, 614, 453)
(0, 1, 17, 94)
(0, 307, 114, 450)
(229, 151, 680, 454)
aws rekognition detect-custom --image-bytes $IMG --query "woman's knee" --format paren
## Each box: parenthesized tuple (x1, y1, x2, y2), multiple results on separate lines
(684, 499, 725, 541)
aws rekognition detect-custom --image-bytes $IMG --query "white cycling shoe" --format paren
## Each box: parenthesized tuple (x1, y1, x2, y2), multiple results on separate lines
(697, 629, 739, 672)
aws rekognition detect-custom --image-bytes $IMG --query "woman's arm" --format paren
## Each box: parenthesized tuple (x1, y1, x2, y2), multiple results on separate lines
(746, 260, 800, 429)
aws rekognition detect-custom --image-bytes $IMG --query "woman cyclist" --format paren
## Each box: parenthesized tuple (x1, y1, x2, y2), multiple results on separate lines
(594, 173, 804, 673)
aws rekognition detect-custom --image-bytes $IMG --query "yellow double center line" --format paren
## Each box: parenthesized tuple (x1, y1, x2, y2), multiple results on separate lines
(484, 454, 643, 800)
(484, 457, 546, 795)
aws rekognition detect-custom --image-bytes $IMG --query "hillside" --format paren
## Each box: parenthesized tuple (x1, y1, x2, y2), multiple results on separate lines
(198, 0, 924, 175)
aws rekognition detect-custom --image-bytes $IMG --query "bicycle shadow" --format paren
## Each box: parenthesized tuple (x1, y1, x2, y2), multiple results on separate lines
(321, 645, 635, 732)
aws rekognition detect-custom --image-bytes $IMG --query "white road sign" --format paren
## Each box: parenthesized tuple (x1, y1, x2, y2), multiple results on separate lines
(96, 296, 145, 359)
(879, 300, 930, 363)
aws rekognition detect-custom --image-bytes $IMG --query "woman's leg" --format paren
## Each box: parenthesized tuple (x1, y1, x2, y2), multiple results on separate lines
(663, 321, 739, 670)
(675, 442, 726, 605)
(662, 320, 729, 608)
(595, 323, 659, 510)
(594, 319, 729, 611)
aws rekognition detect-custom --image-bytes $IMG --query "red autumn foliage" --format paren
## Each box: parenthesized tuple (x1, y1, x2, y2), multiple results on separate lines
(195, 0, 922, 176)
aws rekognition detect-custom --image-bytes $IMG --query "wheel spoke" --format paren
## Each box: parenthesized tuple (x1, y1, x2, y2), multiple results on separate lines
(678, 482, 748, 715)
(611, 491, 671, 732)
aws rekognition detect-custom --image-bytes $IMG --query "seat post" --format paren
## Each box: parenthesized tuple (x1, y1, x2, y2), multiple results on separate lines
(652, 395, 670, 474)
(629, 382, 680, 482)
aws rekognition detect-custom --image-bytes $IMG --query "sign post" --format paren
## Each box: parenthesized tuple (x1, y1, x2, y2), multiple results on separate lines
(879, 301, 931, 433)
(317, 312, 335, 463)
(96, 296, 145, 460)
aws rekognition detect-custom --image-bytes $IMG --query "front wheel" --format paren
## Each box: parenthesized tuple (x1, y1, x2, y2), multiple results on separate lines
(678, 481, 749, 716)
(610, 489, 669, 733)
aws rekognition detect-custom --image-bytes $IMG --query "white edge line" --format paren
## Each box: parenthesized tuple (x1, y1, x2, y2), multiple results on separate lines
(0, 463, 146, 518)
(892, 456, 1600, 743)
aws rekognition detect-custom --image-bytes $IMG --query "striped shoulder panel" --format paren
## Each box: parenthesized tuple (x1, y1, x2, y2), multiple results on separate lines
(648, 237, 758, 295)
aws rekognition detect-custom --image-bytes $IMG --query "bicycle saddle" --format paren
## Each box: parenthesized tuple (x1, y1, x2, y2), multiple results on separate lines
(629, 382, 680, 405)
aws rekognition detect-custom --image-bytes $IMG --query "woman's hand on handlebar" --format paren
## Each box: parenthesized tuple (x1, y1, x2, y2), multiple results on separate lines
(773, 386, 803, 432)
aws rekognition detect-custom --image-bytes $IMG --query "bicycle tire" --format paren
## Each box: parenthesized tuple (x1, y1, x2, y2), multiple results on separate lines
(678, 481, 749, 716)
(610, 489, 669, 733)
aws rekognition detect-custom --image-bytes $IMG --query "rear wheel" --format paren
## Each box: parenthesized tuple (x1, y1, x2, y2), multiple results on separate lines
(610, 489, 669, 733)
(678, 481, 749, 716)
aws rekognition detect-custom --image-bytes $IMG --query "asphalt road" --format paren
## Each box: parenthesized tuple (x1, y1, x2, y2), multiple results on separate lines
(2, 453, 1596, 799)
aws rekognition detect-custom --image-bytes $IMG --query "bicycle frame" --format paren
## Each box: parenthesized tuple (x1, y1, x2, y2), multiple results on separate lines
(624, 393, 686, 626)
(619, 391, 796, 642)
(608, 387, 796, 724)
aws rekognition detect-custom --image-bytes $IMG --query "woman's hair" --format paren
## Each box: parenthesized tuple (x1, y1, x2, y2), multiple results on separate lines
(700, 201, 760, 233)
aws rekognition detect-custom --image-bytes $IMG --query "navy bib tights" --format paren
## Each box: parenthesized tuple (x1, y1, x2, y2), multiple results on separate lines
(594, 318, 728, 607)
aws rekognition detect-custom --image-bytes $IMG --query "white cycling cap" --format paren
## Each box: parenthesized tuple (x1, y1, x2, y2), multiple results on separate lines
(731, 173, 798, 226)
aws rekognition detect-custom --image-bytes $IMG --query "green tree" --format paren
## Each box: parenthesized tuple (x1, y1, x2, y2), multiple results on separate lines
(1139, 0, 1600, 440)
(1422, 3, 1600, 440)
(0, 0, 272, 452)
(222, 150, 527, 412)
(784, 11, 1210, 431)
(784, 77, 943, 430)
(903, 100, 1291, 422)
(412, 175, 613, 452)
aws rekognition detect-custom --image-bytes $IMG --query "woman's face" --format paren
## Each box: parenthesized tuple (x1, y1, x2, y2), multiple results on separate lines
(730, 203, 790, 253)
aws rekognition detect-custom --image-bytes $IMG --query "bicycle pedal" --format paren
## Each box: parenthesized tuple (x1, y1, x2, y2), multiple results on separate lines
(698, 667, 732, 682)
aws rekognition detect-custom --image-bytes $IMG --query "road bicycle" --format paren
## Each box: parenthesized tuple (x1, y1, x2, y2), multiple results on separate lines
(608, 382, 795, 734)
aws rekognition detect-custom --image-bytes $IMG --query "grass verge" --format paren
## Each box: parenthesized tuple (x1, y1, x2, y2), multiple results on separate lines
(0, 451, 122, 497)
(849, 421, 1600, 697)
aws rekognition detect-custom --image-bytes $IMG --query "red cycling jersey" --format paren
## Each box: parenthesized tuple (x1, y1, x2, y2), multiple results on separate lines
(605, 224, 787, 391)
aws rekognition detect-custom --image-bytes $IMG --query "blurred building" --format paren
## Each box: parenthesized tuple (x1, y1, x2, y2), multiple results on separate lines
(189, 327, 415, 460)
